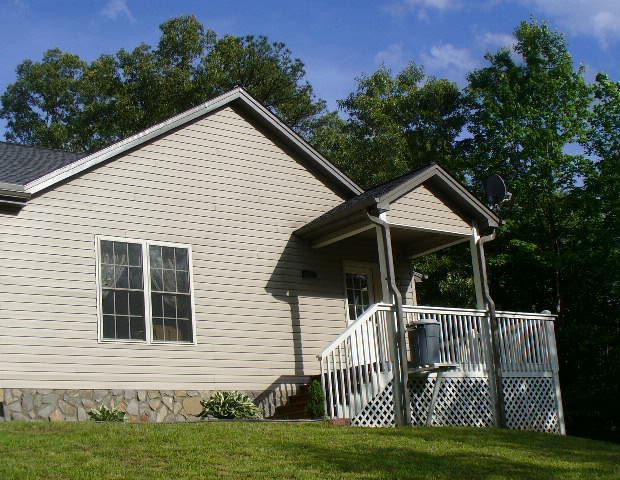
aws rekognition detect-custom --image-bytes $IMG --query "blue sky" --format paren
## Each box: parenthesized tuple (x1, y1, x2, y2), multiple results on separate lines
(1, 0, 620, 137)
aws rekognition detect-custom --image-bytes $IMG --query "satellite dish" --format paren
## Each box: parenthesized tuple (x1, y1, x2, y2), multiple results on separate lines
(485, 174, 511, 209)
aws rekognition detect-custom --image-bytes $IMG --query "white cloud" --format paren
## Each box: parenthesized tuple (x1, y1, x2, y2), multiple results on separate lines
(375, 43, 405, 66)
(520, 0, 620, 47)
(421, 43, 478, 76)
(100, 0, 135, 22)
(386, 0, 460, 18)
(479, 32, 517, 50)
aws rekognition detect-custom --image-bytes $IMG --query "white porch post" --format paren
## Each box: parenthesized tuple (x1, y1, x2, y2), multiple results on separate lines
(470, 226, 485, 309)
(470, 223, 506, 428)
(371, 211, 411, 426)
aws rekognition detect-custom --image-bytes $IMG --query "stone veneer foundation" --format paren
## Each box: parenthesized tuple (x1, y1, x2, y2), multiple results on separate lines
(0, 384, 302, 423)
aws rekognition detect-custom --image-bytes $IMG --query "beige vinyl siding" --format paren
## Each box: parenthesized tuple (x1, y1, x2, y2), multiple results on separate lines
(388, 183, 472, 235)
(0, 106, 365, 391)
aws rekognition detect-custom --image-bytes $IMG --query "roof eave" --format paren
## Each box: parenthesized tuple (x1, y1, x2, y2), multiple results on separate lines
(294, 195, 379, 238)
(0, 181, 30, 207)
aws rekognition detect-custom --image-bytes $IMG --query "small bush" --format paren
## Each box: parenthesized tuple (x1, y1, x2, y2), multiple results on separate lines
(306, 380, 325, 418)
(88, 404, 126, 422)
(198, 391, 262, 419)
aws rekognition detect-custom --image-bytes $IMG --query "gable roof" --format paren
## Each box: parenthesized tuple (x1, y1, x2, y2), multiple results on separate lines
(0, 142, 84, 185)
(21, 88, 363, 198)
(295, 163, 500, 237)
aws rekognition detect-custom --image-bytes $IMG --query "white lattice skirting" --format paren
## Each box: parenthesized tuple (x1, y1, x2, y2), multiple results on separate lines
(502, 377, 561, 434)
(352, 375, 561, 433)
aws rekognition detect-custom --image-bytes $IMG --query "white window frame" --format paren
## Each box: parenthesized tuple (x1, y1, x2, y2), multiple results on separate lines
(342, 261, 377, 324)
(95, 235, 197, 345)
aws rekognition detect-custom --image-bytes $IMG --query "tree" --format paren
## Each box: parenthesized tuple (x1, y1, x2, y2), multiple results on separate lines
(462, 20, 592, 314)
(311, 64, 466, 188)
(1, 15, 325, 152)
(561, 73, 620, 439)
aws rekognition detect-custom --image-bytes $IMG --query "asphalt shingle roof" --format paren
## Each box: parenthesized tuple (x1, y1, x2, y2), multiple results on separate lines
(0, 142, 84, 185)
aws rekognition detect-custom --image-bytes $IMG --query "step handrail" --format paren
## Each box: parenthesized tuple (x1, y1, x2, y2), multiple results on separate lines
(317, 303, 394, 360)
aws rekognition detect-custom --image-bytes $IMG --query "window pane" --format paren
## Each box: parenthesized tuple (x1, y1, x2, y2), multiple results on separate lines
(101, 240, 114, 264)
(101, 265, 115, 288)
(162, 247, 175, 270)
(102, 290, 114, 314)
(113, 242, 128, 265)
(151, 269, 163, 291)
(148, 244, 193, 343)
(163, 269, 176, 292)
(129, 267, 143, 289)
(115, 291, 129, 315)
(152, 318, 165, 341)
(116, 316, 130, 339)
(164, 318, 177, 341)
(130, 316, 146, 340)
(176, 270, 189, 293)
(115, 265, 129, 289)
(102, 315, 115, 338)
(163, 294, 176, 318)
(175, 248, 188, 270)
(178, 319, 192, 342)
(177, 295, 190, 319)
(128, 243, 142, 266)
(149, 245, 162, 269)
(99, 239, 145, 342)
(129, 291, 144, 316)
(151, 293, 163, 318)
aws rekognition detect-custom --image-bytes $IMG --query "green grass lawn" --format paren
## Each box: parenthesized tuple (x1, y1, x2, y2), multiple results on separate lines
(1, 422, 618, 480)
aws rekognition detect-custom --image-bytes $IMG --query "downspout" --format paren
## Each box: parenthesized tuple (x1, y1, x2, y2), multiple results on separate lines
(367, 210, 412, 426)
(476, 229, 507, 428)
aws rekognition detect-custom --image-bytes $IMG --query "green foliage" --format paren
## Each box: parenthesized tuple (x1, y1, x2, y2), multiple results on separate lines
(198, 391, 262, 419)
(87, 404, 126, 422)
(311, 63, 466, 188)
(1, 15, 325, 152)
(306, 380, 325, 418)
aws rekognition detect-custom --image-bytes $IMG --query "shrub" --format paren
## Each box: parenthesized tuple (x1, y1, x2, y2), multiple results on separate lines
(306, 380, 325, 418)
(88, 404, 126, 422)
(198, 391, 262, 419)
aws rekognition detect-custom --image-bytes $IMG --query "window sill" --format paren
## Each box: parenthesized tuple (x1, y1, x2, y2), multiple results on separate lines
(98, 338, 196, 346)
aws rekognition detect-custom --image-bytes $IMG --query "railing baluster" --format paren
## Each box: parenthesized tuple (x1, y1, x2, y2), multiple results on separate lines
(331, 351, 340, 417)
(347, 336, 359, 414)
(523, 318, 534, 371)
(320, 360, 328, 418)
(361, 318, 373, 402)
(354, 329, 367, 407)
(337, 346, 349, 418)
(326, 354, 334, 418)
(437, 313, 447, 363)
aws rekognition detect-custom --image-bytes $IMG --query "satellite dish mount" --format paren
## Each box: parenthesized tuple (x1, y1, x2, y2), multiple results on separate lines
(485, 174, 512, 211)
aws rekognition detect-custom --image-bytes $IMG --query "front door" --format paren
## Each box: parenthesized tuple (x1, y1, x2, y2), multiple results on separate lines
(344, 263, 376, 323)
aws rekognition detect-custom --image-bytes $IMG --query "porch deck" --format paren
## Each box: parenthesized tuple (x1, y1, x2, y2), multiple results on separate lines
(318, 303, 564, 433)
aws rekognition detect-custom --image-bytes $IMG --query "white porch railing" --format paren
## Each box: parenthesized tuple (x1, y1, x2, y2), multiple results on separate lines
(402, 305, 490, 372)
(319, 303, 562, 429)
(317, 303, 394, 419)
(495, 311, 557, 374)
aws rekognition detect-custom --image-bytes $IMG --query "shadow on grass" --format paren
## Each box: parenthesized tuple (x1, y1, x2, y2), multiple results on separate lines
(265, 426, 620, 479)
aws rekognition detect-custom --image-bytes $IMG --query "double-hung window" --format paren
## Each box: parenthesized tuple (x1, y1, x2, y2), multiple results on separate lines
(97, 237, 195, 344)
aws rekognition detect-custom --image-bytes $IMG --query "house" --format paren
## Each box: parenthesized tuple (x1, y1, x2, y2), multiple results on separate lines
(0, 88, 564, 432)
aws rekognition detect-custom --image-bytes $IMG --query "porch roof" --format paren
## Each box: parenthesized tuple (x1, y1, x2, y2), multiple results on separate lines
(295, 163, 500, 249)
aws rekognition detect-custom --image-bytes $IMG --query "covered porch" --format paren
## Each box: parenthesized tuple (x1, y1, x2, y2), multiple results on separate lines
(295, 164, 565, 433)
